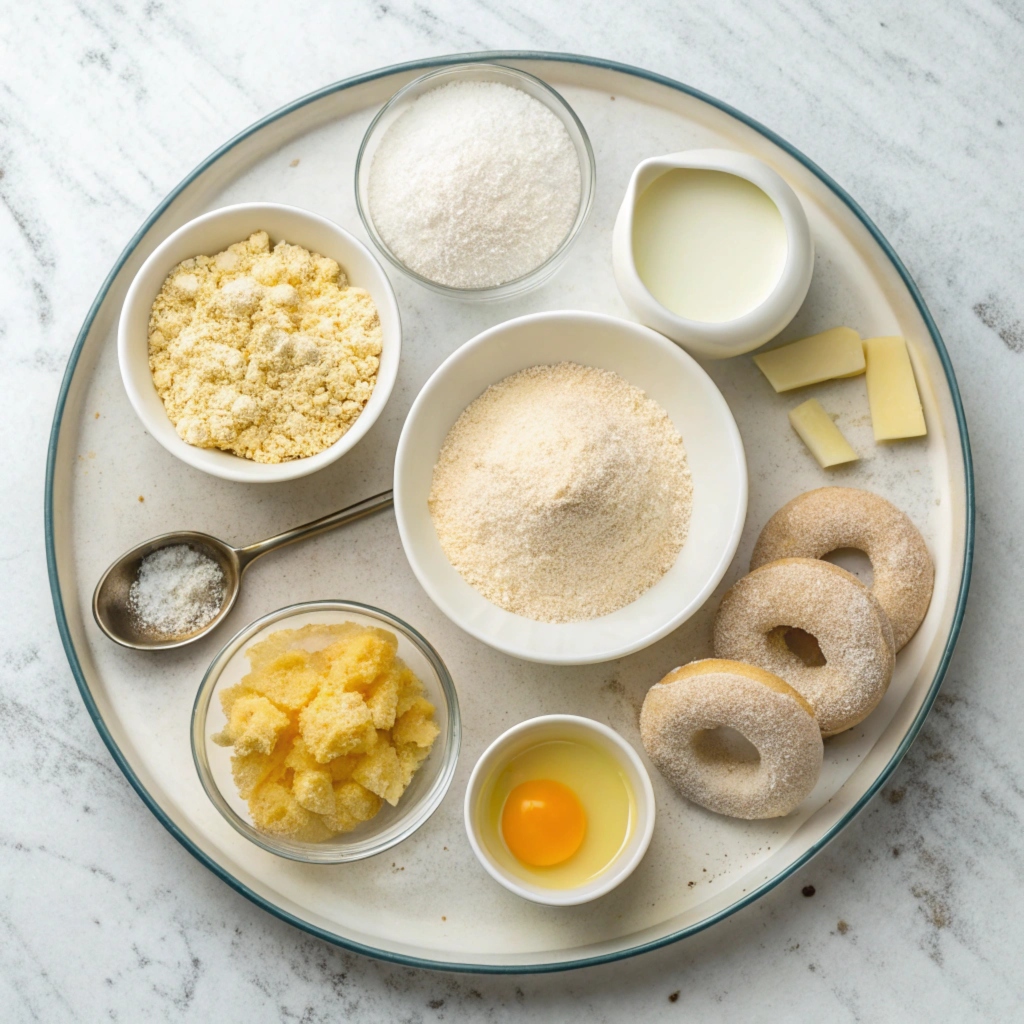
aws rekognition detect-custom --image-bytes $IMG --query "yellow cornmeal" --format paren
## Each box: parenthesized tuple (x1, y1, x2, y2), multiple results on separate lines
(212, 622, 439, 843)
(148, 231, 382, 463)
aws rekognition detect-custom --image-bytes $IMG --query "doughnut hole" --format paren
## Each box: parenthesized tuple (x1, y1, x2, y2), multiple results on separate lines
(767, 625, 827, 668)
(822, 547, 874, 588)
(692, 726, 760, 766)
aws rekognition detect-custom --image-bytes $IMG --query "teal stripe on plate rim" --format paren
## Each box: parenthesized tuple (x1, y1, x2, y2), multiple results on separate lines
(44, 50, 974, 974)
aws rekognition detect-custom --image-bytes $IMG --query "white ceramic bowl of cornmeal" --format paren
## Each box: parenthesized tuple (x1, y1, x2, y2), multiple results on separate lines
(393, 310, 747, 665)
(118, 203, 401, 483)
(612, 149, 814, 359)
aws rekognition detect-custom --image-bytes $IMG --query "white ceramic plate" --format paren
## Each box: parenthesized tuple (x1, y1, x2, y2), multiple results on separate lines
(46, 53, 972, 973)
(393, 310, 746, 664)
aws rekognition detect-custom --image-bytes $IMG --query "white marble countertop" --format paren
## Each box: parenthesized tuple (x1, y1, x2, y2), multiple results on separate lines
(2, 1, 1022, 1019)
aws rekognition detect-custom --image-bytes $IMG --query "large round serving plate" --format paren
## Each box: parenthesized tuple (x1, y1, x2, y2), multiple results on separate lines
(46, 52, 972, 972)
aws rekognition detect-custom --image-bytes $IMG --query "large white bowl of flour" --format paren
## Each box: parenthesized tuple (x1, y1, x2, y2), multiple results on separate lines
(394, 311, 747, 665)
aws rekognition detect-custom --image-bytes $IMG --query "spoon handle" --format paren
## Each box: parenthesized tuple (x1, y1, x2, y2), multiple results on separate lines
(235, 489, 394, 572)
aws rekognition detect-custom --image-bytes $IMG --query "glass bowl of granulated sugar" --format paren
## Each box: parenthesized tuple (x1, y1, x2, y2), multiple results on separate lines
(355, 63, 596, 301)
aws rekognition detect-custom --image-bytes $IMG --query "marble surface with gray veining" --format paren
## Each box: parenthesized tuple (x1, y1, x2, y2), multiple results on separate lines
(2, 1, 1022, 1020)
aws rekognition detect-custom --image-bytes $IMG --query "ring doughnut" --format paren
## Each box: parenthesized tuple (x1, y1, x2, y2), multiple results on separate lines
(713, 557, 895, 736)
(750, 487, 934, 651)
(639, 659, 823, 819)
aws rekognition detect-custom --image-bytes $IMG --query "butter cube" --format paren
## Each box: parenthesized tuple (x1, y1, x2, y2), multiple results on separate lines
(365, 669, 401, 730)
(230, 746, 289, 800)
(298, 689, 376, 762)
(241, 649, 321, 710)
(283, 736, 319, 772)
(394, 662, 427, 718)
(327, 754, 360, 782)
(335, 781, 382, 822)
(864, 336, 927, 440)
(392, 698, 441, 749)
(322, 630, 397, 691)
(248, 780, 332, 842)
(396, 742, 431, 787)
(292, 768, 336, 815)
(320, 781, 382, 833)
(352, 739, 405, 806)
(754, 327, 864, 392)
(211, 693, 290, 756)
(788, 399, 859, 468)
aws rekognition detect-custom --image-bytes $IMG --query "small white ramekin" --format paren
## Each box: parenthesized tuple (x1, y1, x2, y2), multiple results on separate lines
(118, 202, 401, 483)
(612, 149, 814, 359)
(464, 715, 656, 906)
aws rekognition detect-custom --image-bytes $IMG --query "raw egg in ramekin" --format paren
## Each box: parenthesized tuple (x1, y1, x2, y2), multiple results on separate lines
(464, 716, 655, 906)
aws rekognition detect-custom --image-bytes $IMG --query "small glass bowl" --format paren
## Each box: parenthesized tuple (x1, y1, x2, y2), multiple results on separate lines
(355, 62, 596, 302)
(191, 601, 460, 863)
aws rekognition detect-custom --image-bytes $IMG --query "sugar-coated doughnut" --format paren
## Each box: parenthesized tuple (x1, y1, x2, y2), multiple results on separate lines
(750, 487, 934, 651)
(713, 558, 895, 736)
(640, 659, 823, 819)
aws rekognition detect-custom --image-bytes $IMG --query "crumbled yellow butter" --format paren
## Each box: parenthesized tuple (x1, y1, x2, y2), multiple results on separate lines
(214, 622, 439, 841)
(365, 670, 401, 729)
(299, 689, 377, 762)
(396, 742, 431, 788)
(248, 780, 333, 843)
(788, 398, 859, 468)
(864, 335, 927, 440)
(322, 630, 398, 691)
(292, 768, 336, 815)
(212, 693, 289, 755)
(322, 781, 382, 834)
(352, 739, 406, 806)
(229, 744, 291, 800)
(327, 754, 360, 782)
(394, 665, 428, 717)
(754, 327, 864, 392)
(392, 697, 442, 749)
(283, 736, 319, 772)
(234, 650, 321, 710)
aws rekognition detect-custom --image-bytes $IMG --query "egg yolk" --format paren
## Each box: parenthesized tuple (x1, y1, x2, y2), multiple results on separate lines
(500, 779, 586, 867)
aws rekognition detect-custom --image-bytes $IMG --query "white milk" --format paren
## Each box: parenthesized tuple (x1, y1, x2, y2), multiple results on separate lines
(632, 169, 788, 323)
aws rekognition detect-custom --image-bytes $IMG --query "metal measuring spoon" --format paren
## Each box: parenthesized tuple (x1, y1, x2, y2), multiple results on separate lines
(92, 490, 394, 651)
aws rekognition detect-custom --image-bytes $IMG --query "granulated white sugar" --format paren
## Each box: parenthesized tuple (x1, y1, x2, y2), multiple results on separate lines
(367, 80, 581, 289)
(128, 545, 226, 635)
(428, 363, 692, 623)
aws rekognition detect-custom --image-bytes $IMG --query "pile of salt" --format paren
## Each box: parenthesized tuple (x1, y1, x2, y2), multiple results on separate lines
(128, 545, 226, 635)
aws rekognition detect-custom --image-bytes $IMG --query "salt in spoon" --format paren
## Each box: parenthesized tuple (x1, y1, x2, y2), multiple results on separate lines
(92, 490, 393, 651)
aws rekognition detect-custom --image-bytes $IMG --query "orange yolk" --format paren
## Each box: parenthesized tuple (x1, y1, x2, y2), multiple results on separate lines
(500, 779, 586, 867)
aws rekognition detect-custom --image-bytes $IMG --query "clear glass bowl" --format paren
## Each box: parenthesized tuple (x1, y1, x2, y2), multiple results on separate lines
(191, 601, 460, 863)
(355, 62, 596, 301)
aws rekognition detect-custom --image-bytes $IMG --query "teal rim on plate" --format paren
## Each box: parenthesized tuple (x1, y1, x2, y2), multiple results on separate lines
(45, 51, 974, 974)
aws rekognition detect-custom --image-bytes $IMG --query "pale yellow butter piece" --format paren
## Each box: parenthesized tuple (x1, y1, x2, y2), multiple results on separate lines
(754, 327, 864, 392)
(864, 335, 927, 440)
(788, 399, 859, 468)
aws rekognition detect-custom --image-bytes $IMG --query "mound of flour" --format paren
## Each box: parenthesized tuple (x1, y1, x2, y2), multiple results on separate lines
(428, 363, 693, 623)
